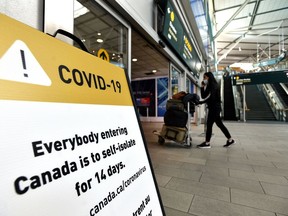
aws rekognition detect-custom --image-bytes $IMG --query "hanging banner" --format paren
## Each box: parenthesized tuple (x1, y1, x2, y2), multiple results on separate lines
(0, 14, 164, 216)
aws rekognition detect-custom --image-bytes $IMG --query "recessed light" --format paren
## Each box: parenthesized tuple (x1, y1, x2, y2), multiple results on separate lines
(97, 38, 103, 43)
(152, 69, 157, 73)
(132, 58, 138, 62)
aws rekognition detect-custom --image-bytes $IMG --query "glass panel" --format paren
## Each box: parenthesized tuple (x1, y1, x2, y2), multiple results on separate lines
(171, 66, 180, 95)
(131, 79, 156, 117)
(186, 78, 190, 93)
(190, 0, 209, 54)
(157, 77, 168, 117)
(74, 0, 128, 71)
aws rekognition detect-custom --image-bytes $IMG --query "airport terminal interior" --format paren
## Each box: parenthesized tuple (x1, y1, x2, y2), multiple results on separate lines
(1, 0, 288, 215)
(76, 1, 288, 215)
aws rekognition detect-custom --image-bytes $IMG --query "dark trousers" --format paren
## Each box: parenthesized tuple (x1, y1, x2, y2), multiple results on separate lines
(206, 108, 231, 142)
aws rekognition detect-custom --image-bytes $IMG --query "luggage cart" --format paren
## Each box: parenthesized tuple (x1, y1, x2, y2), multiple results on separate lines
(153, 93, 199, 147)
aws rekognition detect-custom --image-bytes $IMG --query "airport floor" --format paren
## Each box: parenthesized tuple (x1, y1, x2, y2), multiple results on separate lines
(141, 121, 288, 216)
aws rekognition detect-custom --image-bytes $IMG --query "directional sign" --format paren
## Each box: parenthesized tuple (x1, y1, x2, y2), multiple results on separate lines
(232, 70, 288, 85)
(97, 48, 110, 62)
(0, 13, 164, 216)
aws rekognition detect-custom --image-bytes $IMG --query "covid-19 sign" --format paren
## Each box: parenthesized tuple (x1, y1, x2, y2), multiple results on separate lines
(0, 13, 164, 216)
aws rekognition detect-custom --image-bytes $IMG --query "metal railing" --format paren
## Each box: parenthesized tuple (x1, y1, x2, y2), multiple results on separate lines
(261, 84, 288, 122)
(232, 85, 243, 121)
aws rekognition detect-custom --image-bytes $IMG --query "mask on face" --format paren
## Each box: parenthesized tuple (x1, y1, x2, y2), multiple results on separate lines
(203, 79, 208, 85)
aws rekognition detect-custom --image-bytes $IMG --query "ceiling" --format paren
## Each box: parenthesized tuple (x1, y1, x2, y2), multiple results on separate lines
(74, 0, 288, 79)
(128, 0, 288, 75)
(211, 0, 288, 71)
(74, 0, 169, 79)
(131, 30, 169, 79)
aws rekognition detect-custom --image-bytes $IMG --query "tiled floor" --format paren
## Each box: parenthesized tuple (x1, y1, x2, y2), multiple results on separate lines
(141, 121, 288, 216)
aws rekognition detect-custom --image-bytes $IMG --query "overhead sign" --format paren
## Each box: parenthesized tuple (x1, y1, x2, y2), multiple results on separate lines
(160, 0, 200, 78)
(232, 70, 288, 85)
(0, 14, 164, 216)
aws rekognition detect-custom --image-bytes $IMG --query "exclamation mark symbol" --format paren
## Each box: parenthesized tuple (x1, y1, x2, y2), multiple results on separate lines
(20, 49, 28, 77)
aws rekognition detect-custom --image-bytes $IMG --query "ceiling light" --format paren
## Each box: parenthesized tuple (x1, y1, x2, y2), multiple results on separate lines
(132, 58, 138, 62)
(96, 39, 103, 43)
(97, 33, 101, 36)
(152, 69, 157, 73)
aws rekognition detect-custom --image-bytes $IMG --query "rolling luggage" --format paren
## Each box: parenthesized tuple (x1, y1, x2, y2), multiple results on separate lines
(166, 99, 185, 111)
(153, 92, 199, 147)
(164, 109, 188, 127)
(172, 91, 187, 100)
(160, 125, 187, 143)
(164, 99, 188, 127)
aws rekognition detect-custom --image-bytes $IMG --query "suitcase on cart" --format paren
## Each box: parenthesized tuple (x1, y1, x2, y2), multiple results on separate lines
(160, 125, 187, 143)
(164, 99, 188, 127)
(166, 99, 185, 111)
(153, 94, 198, 147)
(164, 109, 188, 127)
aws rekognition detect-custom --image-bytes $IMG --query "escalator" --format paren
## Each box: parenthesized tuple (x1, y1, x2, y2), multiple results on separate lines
(223, 75, 237, 120)
(245, 85, 276, 121)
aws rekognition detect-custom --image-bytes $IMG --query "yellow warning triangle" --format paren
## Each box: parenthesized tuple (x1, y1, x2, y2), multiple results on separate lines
(0, 40, 51, 86)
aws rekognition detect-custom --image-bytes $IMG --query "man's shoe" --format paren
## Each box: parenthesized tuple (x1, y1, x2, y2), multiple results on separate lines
(223, 139, 236, 147)
(197, 142, 211, 149)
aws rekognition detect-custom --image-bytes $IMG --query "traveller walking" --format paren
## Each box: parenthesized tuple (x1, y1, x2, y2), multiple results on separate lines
(197, 72, 235, 148)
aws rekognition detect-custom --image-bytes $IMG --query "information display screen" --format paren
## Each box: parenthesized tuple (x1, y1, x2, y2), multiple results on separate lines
(0, 14, 164, 216)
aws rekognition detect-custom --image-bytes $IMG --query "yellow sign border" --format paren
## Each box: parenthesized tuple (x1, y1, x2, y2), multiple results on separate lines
(0, 14, 131, 106)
